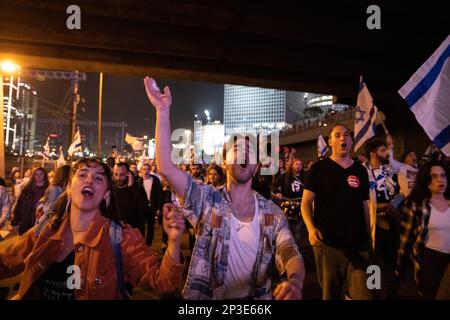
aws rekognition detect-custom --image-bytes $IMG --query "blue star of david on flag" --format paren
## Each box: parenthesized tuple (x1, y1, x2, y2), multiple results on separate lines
(355, 106, 366, 123)
(354, 76, 378, 151)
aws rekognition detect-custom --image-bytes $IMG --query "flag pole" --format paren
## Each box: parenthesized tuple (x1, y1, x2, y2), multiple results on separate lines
(376, 107, 389, 134)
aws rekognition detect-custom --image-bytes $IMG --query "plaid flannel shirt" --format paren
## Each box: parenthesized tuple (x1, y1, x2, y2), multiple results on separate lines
(181, 175, 303, 300)
(397, 198, 431, 296)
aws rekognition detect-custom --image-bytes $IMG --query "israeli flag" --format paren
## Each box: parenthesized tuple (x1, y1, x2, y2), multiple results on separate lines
(43, 136, 50, 159)
(317, 133, 328, 158)
(354, 76, 378, 152)
(68, 128, 82, 157)
(57, 146, 66, 167)
(398, 35, 450, 156)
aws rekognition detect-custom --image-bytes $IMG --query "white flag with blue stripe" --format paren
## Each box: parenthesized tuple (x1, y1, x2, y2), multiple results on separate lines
(68, 128, 82, 157)
(398, 35, 450, 156)
(354, 76, 378, 152)
(317, 133, 328, 158)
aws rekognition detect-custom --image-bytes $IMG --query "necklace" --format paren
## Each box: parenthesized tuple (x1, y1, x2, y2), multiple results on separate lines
(236, 222, 246, 232)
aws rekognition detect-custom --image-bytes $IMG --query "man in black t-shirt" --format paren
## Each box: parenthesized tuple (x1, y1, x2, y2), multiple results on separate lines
(301, 124, 372, 300)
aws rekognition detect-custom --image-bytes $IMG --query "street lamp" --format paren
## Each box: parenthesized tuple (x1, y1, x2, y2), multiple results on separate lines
(0, 60, 21, 178)
(1, 61, 20, 74)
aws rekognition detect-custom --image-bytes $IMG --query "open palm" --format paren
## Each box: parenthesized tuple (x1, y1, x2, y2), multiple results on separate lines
(144, 77, 172, 112)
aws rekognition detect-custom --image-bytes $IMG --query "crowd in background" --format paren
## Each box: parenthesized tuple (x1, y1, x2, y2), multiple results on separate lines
(0, 130, 448, 300)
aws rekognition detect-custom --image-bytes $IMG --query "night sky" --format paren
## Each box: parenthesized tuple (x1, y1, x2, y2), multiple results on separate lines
(31, 73, 224, 153)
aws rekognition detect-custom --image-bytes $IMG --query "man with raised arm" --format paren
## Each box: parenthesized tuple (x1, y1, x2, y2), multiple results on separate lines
(144, 77, 305, 300)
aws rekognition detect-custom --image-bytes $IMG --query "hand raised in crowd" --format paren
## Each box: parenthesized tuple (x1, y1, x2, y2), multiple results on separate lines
(308, 228, 324, 246)
(162, 203, 185, 243)
(273, 278, 303, 300)
(144, 77, 172, 113)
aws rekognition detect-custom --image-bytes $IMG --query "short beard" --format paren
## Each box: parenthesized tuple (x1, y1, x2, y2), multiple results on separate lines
(379, 156, 390, 165)
(228, 167, 254, 184)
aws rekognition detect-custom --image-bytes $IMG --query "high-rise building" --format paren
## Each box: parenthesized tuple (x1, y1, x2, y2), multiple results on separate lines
(193, 120, 224, 162)
(2, 75, 38, 155)
(304, 93, 335, 111)
(223, 84, 306, 136)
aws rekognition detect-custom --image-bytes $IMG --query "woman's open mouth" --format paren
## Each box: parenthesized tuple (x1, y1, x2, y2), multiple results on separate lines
(81, 186, 94, 199)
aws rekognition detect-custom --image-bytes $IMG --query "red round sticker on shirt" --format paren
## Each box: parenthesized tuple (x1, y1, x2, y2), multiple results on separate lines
(347, 175, 360, 188)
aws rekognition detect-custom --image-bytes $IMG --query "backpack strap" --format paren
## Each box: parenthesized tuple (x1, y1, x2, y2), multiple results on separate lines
(109, 220, 132, 300)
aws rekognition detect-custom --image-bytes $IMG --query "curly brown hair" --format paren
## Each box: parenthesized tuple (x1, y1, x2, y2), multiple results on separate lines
(49, 158, 120, 230)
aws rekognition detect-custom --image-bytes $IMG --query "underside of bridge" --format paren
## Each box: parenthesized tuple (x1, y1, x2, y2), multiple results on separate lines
(0, 0, 447, 126)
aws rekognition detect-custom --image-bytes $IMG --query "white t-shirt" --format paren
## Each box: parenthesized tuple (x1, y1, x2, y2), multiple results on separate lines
(425, 205, 450, 254)
(143, 177, 153, 202)
(224, 195, 260, 299)
(397, 164, 418, 197)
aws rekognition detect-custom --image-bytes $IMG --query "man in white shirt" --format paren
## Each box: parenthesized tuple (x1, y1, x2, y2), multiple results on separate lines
(144, 76, 305, 300)
(138, 163, 164, 246)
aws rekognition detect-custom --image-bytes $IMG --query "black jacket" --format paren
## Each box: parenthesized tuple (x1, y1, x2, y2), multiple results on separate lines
(112, 183, 148, 236)
(136, 174, 164, 220)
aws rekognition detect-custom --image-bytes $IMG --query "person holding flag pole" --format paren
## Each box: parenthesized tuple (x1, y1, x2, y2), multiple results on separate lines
(356, 77, 408, 299)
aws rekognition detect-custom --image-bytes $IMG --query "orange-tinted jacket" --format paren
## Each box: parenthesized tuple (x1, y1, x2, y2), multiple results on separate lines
(0, 213, 185, 299)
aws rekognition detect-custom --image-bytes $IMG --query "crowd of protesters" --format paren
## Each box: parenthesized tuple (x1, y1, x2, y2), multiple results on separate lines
(0, 77, 448, 300)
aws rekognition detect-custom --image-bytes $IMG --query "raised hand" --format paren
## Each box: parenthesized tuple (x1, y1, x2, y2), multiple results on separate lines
(162, 203, 185, 243)
(143, 77, 172, 113)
